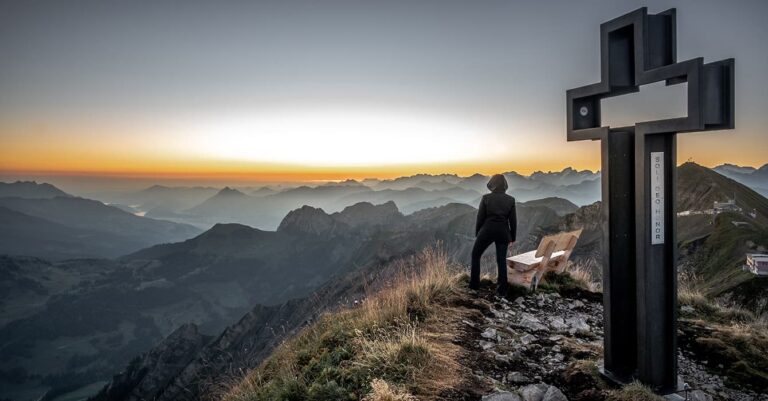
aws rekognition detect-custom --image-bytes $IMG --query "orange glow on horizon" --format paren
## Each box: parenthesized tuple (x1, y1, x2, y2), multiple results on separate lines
(0, 159, 601, 183)
(1, 117, 765, 184)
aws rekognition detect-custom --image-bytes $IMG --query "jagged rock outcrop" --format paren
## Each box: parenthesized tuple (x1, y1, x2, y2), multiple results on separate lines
(331, 200, 404, 228)
(89, 246, 408, 401)
(277, 205, 347, 235)
(278, 201, 408, 235)
(91, 323, 210, 401)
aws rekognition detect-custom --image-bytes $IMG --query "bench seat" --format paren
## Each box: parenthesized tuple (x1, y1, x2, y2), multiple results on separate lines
(507, 250, 566, 271)
(505, 229, 582, 290)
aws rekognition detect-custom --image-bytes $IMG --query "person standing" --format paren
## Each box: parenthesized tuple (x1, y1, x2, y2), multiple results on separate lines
(470, 174, 517, 296)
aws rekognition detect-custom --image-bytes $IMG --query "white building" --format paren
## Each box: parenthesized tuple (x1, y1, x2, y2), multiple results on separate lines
(713, 199, 742, 215)
(746, 254, 768, 276)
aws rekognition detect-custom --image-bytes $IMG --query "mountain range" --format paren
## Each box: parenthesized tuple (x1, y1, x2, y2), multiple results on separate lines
(0, 187, 202, 260)
(87, 162, 768, 401)
(82, 168, 600, 231)
(1, 162, 766, 401)
(713, 163, 768, 197)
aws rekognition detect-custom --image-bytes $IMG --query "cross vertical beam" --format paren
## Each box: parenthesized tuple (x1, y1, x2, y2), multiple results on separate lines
(566, 7, 734, 393)
(635, 130, 678, 391)
(601, 129, 636, 381)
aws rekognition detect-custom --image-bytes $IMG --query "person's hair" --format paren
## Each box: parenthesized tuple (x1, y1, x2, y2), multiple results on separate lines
(487, 174, 508, 193)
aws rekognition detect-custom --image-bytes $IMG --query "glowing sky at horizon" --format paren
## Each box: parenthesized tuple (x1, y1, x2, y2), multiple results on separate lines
(1, 0, 766, 184)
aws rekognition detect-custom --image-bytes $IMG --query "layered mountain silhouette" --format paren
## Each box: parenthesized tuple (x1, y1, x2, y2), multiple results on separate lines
(0, 181, 72, 199)
(0, 183, 202, 259)
(0, 207, 143, 260)
(91, 167, 600, 231)
(519, 197, 579, 216)
(713, 163, 768, 197)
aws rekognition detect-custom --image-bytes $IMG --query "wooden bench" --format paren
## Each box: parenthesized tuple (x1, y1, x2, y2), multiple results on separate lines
(506, 229, 583, 290)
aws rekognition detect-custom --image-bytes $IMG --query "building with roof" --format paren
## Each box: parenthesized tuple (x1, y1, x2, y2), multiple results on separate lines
(713, 199, 742, 215)
(746, 254, 768, 276)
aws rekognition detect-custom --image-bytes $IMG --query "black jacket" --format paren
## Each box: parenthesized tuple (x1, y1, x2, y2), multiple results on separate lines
(475, 192, 517, 241)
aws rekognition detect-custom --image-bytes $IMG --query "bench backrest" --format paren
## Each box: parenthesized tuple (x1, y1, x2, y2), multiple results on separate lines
(534, 229, 583, 258)
(534, 233, 561, 258)
(554, 229, 583, 252)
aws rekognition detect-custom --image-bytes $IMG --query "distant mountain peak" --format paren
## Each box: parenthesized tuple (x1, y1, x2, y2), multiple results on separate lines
(216, 187, 247, 197)
(531, 166, 592, 175)
(194, 222, 262, 242)
(502, 171, 525, 178)
(277, 205, 340, 235)
(333, 201, 403, 227)
(144, 184, 171, 191)
(713, 163, 757, 175)
(207, 222, 257, 234)
(324, 179, 364, 187)
(0, 181, 71, 199)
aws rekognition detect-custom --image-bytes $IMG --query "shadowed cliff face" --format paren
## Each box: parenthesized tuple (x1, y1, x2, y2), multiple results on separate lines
(89, 243, 431, 401)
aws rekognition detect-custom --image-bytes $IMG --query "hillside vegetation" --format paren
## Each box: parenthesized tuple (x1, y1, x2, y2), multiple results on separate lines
(219, 245, 768, 401)
(221, 246, 466, 401)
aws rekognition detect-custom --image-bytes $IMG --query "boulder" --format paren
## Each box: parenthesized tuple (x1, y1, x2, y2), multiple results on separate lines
(542, 385, 568, 401)
(483, 392, 522, 401)
(520, 384, 549, 401)
(507, 371, 531, 384)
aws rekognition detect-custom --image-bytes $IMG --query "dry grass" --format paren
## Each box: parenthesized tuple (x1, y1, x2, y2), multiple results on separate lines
(678, 272, 709, 307)
(220, 245, 465, 401)
(362, 379, 416, 401)
(678, 272, 757, 325)
(606, 381, 664, 401)
(566, 263, 601, 292)
(677, 273, 768, 391)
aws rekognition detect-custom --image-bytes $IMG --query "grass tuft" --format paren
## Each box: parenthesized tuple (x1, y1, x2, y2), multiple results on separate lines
(220, 245, 463, 401)
(606, 381, 664, 401)
(362, 379, 416, 401)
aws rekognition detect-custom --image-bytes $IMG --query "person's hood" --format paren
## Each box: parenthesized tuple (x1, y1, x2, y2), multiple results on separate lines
(487, 174, 508, 193)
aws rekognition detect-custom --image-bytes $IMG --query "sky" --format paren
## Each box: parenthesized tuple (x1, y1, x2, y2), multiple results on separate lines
(1, 0, 766, 186)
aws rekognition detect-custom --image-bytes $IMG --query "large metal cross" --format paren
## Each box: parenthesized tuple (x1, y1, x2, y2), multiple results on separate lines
(566, 8, 734, 393)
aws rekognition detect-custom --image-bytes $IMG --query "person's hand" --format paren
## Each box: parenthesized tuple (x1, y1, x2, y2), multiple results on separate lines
(508, 241, 515, 252)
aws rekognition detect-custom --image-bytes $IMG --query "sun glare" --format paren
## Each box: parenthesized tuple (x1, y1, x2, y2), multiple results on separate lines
(184, 110, 493, 167)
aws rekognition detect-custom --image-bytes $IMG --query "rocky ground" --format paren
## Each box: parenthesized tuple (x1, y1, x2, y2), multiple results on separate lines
(457, 284, 767, 401)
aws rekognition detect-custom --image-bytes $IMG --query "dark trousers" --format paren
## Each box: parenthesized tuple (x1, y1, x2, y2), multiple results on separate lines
(470, 223, 510, 294)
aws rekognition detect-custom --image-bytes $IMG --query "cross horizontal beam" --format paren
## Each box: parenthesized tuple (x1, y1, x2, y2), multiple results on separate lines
(566, 7, 734, 142)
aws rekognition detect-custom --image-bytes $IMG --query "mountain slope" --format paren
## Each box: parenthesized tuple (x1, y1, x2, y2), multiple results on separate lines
(0, 181, 71, 199)
(186, 187, 253, 215)
(0, 196, 202, 259)
(679, 162, 768, 223)
(0, 207, 145, 260)
(520, 197, 579, 216)
(713, 163, 768, 197)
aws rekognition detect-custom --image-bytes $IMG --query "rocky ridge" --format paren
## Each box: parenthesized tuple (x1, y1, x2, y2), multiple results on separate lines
(466, 286, 767, 401)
